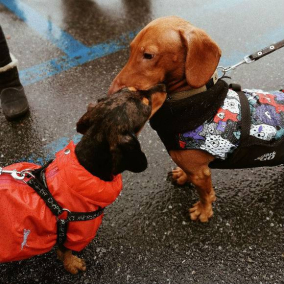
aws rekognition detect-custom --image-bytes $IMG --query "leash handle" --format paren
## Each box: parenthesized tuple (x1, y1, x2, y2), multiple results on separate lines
(248, 39, 284, 61)
(218, 39, 284, 76)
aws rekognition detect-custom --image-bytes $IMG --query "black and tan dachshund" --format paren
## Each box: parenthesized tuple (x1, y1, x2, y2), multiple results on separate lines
(76, 84, 167, 181)
(0, 85, 166, 274)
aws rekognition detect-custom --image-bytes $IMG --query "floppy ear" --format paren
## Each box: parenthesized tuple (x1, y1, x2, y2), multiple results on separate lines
(76, 103, 97, 134)
(112, 132, 148, 174)
(179, 26, 221, 88)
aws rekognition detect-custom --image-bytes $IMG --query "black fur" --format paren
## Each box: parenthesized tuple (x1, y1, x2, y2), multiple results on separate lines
(75, 85, 165, 181)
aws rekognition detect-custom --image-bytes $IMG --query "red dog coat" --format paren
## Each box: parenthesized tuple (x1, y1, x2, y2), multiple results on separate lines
(0, 141, 123, 262)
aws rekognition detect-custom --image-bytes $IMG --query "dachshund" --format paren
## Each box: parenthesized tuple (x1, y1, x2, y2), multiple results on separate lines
(0, 85, 166, 274)
(108, 16, 284, 223)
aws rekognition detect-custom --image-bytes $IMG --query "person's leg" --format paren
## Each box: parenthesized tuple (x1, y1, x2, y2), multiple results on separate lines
(0, 26, 12, 67)
(0, 26, 29, 120)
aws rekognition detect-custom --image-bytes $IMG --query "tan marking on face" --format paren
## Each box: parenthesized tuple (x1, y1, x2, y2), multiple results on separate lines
(142, 97, 149, 105)
(128, 87, 137, 91)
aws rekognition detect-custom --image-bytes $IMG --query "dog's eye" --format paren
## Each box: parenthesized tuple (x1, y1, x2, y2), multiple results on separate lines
(143, 53, 154, 60)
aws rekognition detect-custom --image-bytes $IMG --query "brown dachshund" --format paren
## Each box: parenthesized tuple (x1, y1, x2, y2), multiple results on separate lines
(108, 16, 225, 222)
(109, 16, 284, 222)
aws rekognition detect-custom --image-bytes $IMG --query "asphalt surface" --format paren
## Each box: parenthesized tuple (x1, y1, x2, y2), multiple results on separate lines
(0, 0, 284, 283)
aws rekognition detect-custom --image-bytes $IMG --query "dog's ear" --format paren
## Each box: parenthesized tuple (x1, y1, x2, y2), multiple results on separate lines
(179, 26, 221, 88)
(76, 103, 97, 134)
(111, 132, 148, 174)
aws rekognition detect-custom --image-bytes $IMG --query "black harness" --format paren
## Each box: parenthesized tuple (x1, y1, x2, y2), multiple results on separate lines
(27, 161, 104, 246)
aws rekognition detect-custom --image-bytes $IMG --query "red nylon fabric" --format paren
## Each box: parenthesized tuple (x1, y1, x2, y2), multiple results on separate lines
(0, 141, 123, 262)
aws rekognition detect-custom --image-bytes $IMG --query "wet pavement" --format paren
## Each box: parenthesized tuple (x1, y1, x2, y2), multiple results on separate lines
(0, 0, 284, 283)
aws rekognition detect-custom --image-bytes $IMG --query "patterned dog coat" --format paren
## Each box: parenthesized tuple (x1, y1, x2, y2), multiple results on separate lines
(150, 80, 284, 168)
(178, 88, 284, 160)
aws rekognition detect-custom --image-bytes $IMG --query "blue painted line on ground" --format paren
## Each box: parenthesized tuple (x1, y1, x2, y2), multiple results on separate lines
(0, 0, 89, 56)
(19, 25, 284, 87)
(19, 31, 137, 86)
(0, 0, 138, 86)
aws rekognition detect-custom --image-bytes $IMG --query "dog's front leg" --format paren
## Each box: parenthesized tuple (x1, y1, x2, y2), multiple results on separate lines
(57, 245, 86, 274)
(187, 165, 216, 222)
(169, 149, 216, 222)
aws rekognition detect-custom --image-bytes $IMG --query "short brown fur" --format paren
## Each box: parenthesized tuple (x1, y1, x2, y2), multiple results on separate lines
(109, 16, 222, 222)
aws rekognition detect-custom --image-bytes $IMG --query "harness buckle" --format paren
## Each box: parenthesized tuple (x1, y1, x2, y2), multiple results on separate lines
(218, 55, 255, 77)
(57, 208, 71, 246)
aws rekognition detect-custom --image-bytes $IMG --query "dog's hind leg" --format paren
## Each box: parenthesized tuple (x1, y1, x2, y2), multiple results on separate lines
(57, 246, 86, 274)
(169, 149, 216, 222)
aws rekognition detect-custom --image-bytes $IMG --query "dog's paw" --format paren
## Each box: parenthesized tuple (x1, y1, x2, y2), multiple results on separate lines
(64, 255, 86, 274)
(167, 167, 188, 185)
(189, 201, 213, 222)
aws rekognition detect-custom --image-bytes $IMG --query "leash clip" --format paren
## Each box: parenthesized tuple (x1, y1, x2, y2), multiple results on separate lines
(218, 55, 255, 77)
(243, 55, 255, 64)
(0, 167, 35, 181)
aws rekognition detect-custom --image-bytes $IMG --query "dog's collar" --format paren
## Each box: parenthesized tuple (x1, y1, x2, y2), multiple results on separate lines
(150, 79, 229, 135)
(168, 70, 219, 101)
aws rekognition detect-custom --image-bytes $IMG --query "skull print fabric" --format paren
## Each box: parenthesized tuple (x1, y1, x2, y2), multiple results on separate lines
(178, 89, 284, 159)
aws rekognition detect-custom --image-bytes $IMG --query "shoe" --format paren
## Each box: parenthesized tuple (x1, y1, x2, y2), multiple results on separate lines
(0, 66, 29, 121)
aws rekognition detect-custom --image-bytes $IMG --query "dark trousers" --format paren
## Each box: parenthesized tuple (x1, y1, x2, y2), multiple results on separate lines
(0, 25, 12, 68)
